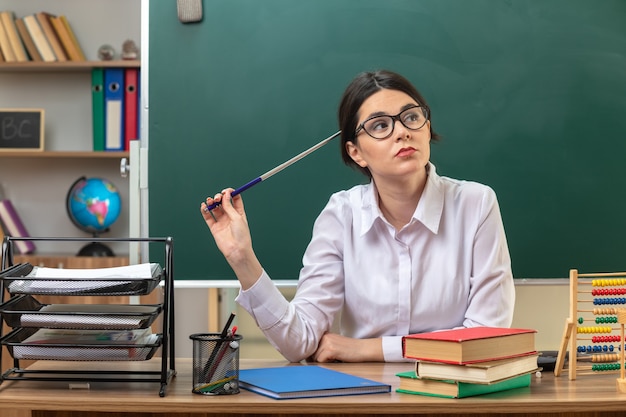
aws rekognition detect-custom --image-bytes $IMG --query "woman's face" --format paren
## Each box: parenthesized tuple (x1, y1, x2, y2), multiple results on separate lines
(346, 89, 431, 181)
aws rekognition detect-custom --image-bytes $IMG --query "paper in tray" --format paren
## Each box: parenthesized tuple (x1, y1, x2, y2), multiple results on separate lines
(5, 263, 162, 296)
(1, 327, 162, 361)
(0, 295, 162, 330)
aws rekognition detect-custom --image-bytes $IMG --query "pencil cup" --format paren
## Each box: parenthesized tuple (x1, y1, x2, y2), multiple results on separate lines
(190, 332, 243, 395)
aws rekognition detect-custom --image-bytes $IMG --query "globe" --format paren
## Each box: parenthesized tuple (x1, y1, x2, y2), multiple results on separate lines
(66, 176, 121, 256)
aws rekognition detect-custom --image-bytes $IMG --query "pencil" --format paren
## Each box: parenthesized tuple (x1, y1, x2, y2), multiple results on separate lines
(202, 312, 236, 382)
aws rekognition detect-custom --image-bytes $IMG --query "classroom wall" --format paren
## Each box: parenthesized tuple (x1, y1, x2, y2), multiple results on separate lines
(6, 0, 577, 362)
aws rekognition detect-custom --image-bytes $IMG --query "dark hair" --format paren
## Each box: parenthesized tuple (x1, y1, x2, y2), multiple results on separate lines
(338, 70, 440, 178)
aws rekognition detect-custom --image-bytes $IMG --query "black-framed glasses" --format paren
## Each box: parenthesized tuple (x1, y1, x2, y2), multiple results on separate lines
(355, 105, 429, 140)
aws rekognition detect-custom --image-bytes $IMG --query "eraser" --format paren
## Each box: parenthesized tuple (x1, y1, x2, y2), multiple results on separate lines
(177, 0, 203, 23)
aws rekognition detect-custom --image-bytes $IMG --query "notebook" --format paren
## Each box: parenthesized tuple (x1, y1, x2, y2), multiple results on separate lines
(238, 365, 391, 399)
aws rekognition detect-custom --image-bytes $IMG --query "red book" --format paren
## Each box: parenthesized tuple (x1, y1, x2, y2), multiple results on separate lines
(124, 68, 139, 150)
(402, 327, 537, 364)
(0, 199, 36, 254)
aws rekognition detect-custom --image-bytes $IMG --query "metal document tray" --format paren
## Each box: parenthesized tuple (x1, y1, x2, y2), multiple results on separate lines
(1, 327, 162, 361)
(4, 264, 163, 296)
(0, 295, 162, 330)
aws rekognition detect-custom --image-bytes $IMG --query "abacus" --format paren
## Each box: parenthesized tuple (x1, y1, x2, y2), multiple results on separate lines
(555, 269, 626, 383)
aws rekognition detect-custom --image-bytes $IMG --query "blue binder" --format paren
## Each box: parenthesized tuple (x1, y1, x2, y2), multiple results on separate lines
(103, 68, 125, 151)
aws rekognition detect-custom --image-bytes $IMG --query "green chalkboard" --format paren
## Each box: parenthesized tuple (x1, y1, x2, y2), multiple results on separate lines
(149, 0, 626, 280)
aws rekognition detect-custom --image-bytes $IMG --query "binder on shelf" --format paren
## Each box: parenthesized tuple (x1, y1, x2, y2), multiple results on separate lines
(0, 14, 16, 62)
(23, 14, 54, 62)
(0, 199, 35, 255)
(124, 68, 139, 151)
(104, 68, 125, 151)
(14, 17, 42, 61)
(91, 68, 105, 151)
(0, 11, 27, 62)
(137, 69, 141, 139)
(35, 12, 67, 62)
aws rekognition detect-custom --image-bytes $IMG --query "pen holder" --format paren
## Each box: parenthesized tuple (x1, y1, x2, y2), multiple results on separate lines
(190, 332, 243, 395)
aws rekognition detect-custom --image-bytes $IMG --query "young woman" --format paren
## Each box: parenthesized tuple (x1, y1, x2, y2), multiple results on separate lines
(201, 70, 515, 363)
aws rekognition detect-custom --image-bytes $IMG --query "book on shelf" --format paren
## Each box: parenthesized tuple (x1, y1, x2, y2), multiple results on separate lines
(402, 327, 537, 364)
(238, 366, 391, 399)
(59, 15, 85, 60)
(0, 11, 28, 62)
(14, 17, 42, 61)
(49, 14, 84, 62)
(0, 216, 5, 241)
(396, 370, 531, 399)
(0, 199, 35, 255)
(0, 13, 15, 62)
(23, 14, 55, 62)
(35, 11, 67, 62)
(415, 353, 540, 384)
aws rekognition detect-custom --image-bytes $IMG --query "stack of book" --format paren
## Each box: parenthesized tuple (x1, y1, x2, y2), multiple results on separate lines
(398, 327, 538, 398)
(0, 10, 85, 63)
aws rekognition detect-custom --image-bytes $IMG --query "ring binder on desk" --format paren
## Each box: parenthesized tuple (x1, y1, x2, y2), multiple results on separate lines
(0, 236, 176, 397)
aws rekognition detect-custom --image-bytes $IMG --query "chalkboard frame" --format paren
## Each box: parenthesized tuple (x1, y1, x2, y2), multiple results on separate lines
(0, 108, 45, 152)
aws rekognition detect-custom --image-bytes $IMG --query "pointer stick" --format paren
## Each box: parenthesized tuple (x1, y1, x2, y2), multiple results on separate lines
(204, 130, 341, 211)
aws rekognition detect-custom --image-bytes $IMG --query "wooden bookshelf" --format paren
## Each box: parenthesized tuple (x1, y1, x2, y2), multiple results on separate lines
(0, 60, 140, 72)
(0, 151, 128, 158)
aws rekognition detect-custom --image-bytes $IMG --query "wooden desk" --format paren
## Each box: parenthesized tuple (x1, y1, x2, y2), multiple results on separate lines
(0, 359, 625, 417)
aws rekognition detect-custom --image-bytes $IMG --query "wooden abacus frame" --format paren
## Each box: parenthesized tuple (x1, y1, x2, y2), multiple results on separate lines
(555, 269, 626, 380)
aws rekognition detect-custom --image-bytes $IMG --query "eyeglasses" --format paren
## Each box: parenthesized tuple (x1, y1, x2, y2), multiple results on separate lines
(355, 105, 429, 140)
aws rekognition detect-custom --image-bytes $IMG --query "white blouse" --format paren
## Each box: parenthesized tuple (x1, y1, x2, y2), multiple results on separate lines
(236, 163, 515, 362)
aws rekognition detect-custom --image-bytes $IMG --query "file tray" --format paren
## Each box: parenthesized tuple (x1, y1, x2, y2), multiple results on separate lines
(1, 237, 176, 396)
(0, 295, 162, 330)
(1, 327, 163, 361)
(5, 263, 163, 296)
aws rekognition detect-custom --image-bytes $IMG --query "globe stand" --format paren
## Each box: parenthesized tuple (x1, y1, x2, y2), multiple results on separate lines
(77, 241, 115, 257)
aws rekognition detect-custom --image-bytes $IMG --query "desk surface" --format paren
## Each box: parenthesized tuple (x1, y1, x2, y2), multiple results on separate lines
(0, 359, 625, 416)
